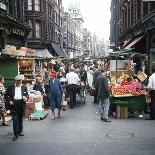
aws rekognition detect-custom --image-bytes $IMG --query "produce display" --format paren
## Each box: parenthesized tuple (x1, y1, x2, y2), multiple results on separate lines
(110, 81, 146, 96)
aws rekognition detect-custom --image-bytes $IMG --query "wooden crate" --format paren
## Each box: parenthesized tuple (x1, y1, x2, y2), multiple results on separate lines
(116, 105, 128, 119)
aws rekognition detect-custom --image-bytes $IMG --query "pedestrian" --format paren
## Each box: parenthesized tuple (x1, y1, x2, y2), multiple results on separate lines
(96, 68, 111, 122)
(49, 70, 63, 120)
(4, 75, 29, 141)
(0, 75, 10, 126)
(147, 66, 155, 120)
(92, 65, 101, 103)
(33, 76, 45, 95)
(79, 64, 87, 85)
(66, 67, 80, 109)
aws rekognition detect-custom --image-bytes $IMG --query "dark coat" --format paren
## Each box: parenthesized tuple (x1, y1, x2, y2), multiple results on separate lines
(33, 83, 45, 95)
(4, 84, 29, 107)
(96, 74, 110, 99)
(93, 69, 101, 87)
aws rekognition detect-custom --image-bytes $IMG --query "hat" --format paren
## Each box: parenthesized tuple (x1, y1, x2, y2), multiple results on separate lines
(50, 59, 56, 65)
(50, 70, 57, 77)
(14, 75, 24, 80)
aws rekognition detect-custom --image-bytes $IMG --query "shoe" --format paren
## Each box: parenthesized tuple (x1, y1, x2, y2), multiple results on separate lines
(2, 122, 10, 126)
(18, 133, 24, 136)
(51, 116, 55, 120)
(101, 118, 111, 122)
(12, 135, 18, 141)
(104, 119, 111, 122)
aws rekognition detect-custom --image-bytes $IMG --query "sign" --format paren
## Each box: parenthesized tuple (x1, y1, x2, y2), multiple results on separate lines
(143, 0, 155, 1)
(0, 23, 25, 36)
(0, 3, 6, 10)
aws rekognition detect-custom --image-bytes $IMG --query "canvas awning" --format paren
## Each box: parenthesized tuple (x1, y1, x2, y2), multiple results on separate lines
(35, 49, 53, 58)
(124, 35, 145, 49)
(52, 43, 68, 58)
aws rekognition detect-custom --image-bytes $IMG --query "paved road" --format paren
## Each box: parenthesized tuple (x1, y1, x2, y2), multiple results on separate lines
(0, 95, 155, 155)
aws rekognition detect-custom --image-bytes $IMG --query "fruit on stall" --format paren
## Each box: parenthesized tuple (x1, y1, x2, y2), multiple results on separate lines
(110, 82, 146, 96)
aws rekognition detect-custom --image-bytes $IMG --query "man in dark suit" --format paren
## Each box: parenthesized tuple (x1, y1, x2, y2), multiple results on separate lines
(96, 68, 111, 122)
(5, 75, 29, 141)
(92, 65, 101, 103)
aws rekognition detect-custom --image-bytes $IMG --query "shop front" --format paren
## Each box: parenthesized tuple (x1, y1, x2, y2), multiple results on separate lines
(0, 13, 31, 51)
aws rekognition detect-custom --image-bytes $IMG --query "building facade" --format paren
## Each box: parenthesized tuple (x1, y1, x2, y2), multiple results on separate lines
(0, 0, 30, 51)
(25, 0, 67, 58)
(63, 12, 79, 58)
(68, 2, 84, 57)
(110, 0, 155, 73)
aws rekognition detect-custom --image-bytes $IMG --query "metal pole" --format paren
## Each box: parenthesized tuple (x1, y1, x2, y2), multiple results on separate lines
(116, 56, 118, 83)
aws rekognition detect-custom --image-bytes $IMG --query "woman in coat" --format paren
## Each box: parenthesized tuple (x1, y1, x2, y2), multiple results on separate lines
(0, 75, 9, 126)
(49, 70, 63, 120)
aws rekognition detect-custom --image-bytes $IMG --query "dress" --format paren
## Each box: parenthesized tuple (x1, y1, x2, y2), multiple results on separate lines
(0, 84, 6, 116)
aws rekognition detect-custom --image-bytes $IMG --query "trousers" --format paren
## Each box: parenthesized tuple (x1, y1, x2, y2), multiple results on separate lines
(149, 90, 155, 119)
(99, 98, 110, 120)
(11, 100, 24, 135)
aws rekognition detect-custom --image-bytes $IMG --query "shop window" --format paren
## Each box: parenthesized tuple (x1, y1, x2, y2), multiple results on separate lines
(36, 22, 41, 38)
(28, 0, 32, 10)
(35, 0, 40, 11)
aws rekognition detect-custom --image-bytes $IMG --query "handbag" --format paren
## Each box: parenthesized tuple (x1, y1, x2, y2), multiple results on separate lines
(90, 87, 95, 96)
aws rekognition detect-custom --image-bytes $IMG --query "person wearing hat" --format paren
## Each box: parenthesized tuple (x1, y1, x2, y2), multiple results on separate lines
(49, 70, 63, 120)
(4, 75, 28, 141)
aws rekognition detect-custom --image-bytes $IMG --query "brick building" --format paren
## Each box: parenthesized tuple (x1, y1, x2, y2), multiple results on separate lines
(110, 0, 155, 73)
(0, 0, 30, 50)
(25, 0, 67, 58)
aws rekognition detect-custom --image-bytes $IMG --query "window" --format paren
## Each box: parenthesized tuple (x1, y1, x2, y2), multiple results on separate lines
(28, 20, 33, 38)
(54, 11, 57, 23)
(35, 0, 40, 11)
(28, 0, 32, 10)
(36, 22, 41, 38)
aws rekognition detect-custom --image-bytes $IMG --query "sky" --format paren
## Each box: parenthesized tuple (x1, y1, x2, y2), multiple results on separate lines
(62, 0, 111, 41)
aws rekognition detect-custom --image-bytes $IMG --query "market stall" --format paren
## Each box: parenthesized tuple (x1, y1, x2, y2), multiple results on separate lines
(110, 81, 146, 118)
(109, 50, 148, 119)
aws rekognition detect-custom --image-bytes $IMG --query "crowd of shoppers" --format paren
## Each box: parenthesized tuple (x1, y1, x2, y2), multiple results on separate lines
(1, 60, 155, 142)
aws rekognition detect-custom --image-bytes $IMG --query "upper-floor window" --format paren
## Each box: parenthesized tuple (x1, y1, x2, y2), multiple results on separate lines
(54, 11, 57, 23)
(28, 20, 33, 38)
(55, 0, 59, 5)
(35, 0, 40, 11)
(28, 0, 32, 10)
(36, 22, 41, 38)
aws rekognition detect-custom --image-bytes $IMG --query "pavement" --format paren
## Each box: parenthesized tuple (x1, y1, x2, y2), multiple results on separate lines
(0, 95, 155, 155)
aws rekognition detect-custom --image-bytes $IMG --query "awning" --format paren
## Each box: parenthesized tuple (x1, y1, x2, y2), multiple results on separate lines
(52, 43, 68, 58)
(35, 49, 53, 58)
(124, 35, 145, 49)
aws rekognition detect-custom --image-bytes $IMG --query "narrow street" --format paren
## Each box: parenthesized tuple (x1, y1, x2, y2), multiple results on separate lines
(0, 95, 155, 155)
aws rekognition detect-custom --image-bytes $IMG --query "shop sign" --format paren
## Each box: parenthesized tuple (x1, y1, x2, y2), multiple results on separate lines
(0, 24, 25, 36)
(0, 3, 6, 10)
(143, 0, 155, 1)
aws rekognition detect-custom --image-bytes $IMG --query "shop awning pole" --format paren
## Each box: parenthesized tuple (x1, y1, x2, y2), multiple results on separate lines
(116, 56, 118, 83)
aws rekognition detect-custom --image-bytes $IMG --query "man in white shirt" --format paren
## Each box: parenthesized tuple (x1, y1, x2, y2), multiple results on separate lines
(5, 75, 28, 141)
(147, 66, 155, 120)
(66, 67, 80, 109)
